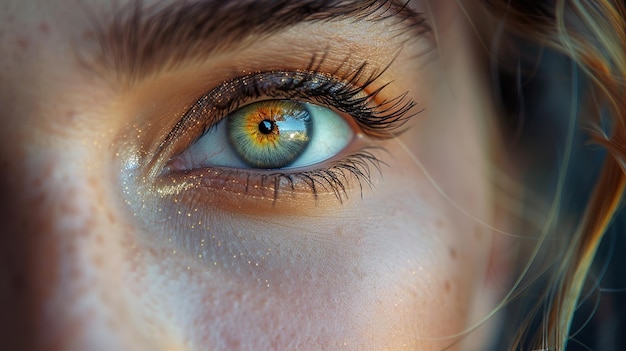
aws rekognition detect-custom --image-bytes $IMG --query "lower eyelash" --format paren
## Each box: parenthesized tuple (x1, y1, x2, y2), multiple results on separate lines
(161, 148, 385, 204)
(266, 149, 385, 203)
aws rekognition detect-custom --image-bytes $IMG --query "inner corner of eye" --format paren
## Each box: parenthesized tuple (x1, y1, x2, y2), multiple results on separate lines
(170, 99, 355, 172)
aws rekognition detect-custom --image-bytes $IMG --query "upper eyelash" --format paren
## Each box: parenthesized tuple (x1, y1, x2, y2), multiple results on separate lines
(300, 53, 419, 138)
(156, 55, 419, 160)
(206, 61, 419, 138)
(197, 68, 416, 137)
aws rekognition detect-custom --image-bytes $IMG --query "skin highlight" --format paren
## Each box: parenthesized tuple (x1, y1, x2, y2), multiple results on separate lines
(0, 1, 510, 350)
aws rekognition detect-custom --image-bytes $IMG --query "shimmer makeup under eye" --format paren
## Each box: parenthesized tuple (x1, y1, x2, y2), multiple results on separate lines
(153, 59, 418, 203)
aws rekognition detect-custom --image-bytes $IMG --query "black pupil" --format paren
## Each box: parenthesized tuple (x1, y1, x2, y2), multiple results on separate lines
(259, 120, 275, 134)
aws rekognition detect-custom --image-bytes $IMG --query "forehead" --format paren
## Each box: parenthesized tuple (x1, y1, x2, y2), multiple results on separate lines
(0, 0, 434, 137)
(0, 0, 428, 44)
(1, 0, 428, 81)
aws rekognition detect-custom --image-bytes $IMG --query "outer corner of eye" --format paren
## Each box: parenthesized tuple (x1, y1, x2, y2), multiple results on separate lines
(168, 99, 355, 172)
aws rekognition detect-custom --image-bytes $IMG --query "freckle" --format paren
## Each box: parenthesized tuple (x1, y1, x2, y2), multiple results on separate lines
(66, 110, 78, 123)
(32, 174, 44, 188)
(444, 280, 451, 293)
(474, 225, 484, 241)
(15, 37, 29, 51)
(95, 235, 104, 245)
(87, 176, 98, 188)
(436, 219, 444, 229)
(93, 255, 103, 268)
(69, 265, 83, 280)
(449, 247, 457, 260)
(42, 161, 54, 179)
(60, 200, 79, 216)
(39, 22, 50, 34)
(83, 30, 95, 40)
(107, 211, 116, 224)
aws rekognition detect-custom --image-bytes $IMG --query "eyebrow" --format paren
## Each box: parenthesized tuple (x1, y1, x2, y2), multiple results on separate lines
(88, 0, 429, 82)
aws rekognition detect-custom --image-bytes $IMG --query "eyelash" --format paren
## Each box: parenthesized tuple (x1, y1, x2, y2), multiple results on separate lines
(156, 56, 417, 202)
(185, 148, 387, 203)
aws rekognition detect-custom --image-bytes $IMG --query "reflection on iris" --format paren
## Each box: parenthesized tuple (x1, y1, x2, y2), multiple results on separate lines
(227, 100, 312, 168)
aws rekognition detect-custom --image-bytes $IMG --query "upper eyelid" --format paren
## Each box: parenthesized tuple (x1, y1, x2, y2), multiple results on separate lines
(147, 61, 417, 177)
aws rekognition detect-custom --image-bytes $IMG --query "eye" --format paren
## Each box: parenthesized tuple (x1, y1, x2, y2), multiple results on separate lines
(154, 65, 417, 204)
(171, 100, 354, 171)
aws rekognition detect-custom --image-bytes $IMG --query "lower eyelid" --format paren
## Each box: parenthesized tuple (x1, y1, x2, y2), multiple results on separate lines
(155, 147, 386, 213)
(155, 170, 329, 215)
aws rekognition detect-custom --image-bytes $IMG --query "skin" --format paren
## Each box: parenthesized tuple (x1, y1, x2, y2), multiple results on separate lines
(0, 0, 511, 350)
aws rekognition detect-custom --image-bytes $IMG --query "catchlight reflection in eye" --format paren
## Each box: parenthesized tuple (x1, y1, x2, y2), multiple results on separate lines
(228, 100, 312, 168)
(174, 100, 354, 171)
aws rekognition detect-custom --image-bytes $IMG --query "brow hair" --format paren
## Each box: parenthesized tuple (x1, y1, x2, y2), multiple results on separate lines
(86, 0, 429, 82)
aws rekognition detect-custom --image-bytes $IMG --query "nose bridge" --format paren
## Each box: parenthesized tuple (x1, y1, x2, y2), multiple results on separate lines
(0, 146, 142, 351)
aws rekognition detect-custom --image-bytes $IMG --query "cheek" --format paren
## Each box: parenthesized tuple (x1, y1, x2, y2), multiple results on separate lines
(349, 151, 492, 347)
(117, 42, 494, 350)
(123, 143, 493, 350)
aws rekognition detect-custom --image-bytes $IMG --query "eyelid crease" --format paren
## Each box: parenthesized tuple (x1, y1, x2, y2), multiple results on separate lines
(147, 54, 420, 179)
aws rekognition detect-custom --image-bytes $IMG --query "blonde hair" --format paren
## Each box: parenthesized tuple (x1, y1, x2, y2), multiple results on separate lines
(480, 1, 626, 349)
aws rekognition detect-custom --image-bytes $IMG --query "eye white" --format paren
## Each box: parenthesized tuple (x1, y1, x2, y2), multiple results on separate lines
(176, 101, 354, 170)
(287, 103, 353, 168)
